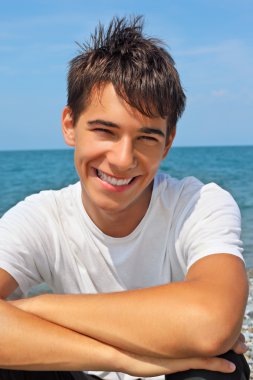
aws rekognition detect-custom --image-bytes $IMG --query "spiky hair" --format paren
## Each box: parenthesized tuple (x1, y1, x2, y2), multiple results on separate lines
(67, 16, 186, 134)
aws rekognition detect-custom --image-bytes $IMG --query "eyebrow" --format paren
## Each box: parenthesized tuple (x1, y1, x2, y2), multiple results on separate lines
(87, 119, 165, 138)
(88, 119, 118, 128)
(139, 127, 165, 138)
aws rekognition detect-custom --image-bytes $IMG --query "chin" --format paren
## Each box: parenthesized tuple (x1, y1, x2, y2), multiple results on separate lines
(97, 200, 127, 213)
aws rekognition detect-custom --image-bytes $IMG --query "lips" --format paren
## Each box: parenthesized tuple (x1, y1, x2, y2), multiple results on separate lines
(96, 169, 134, 186)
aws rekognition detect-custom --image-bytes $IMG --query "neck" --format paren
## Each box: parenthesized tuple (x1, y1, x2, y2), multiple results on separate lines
(94, 211, 141, 237)
(81, 184, 153, 237)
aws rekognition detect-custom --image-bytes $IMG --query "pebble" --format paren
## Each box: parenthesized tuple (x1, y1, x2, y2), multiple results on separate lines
(242, 271, 253, 378)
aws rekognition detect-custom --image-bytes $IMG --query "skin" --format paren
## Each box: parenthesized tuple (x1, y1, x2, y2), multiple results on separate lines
(0, 83, 249, 375)
(8, 256, 248, 358)
(62, 84, 175, 237)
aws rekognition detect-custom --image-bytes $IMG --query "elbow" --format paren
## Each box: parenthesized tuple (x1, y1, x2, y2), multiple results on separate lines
(192, 308, 244, 357)
(196, 331, 236, 357)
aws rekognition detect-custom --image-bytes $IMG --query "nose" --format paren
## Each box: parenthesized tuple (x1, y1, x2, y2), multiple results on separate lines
(108, 137, 137, 171)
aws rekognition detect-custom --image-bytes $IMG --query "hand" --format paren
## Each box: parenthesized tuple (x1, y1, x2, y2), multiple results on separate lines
(231, 332, 248, 354)
(118, 351, 237, 378)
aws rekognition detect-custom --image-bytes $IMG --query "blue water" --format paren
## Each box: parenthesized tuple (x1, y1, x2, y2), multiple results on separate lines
(0, 146, 253, 267)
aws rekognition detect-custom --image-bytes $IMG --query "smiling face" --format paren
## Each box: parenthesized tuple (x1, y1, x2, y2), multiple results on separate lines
(62, 83, 175, 234)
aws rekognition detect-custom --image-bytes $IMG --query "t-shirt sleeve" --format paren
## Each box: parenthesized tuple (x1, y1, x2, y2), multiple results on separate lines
(175, 183, 244, 271)
(0, 194, 55, 295)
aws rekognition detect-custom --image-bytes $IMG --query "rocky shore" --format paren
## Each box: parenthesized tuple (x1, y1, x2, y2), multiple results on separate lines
(243, 270, 253, 378)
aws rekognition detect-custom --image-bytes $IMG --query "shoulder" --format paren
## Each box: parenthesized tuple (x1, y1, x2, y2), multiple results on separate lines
(155, 172, 203, 196)
(183, 182, 241, 223)
(0, 182, 81, 226)
(175, 181, 243, 270)
(154, 172, 204, 212)
(155, 172, 239, 218)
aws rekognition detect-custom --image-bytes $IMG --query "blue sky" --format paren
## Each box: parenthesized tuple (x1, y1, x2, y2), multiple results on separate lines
(0, 0, 252, 150)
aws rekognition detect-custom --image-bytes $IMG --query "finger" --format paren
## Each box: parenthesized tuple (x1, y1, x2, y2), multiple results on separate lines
(190, 357, 236, 373)
(239, 332, 245, 343)
(232, 332, 248, 354)
(232, 340, 248, 354)
(235, 332, 245, 344)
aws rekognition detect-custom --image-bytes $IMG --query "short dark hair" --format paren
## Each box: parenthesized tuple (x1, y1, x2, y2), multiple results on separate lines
(67, 16, 186, 136)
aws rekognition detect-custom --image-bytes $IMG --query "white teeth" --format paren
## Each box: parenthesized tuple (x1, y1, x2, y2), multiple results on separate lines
(97, 170, 133, 186)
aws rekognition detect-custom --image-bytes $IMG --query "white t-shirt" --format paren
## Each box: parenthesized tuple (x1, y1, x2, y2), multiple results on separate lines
(0, 172, 243, 380)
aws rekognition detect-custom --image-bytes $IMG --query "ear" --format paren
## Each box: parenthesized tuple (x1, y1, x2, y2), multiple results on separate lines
(162, 127, 176, 159)
(62, 106, 76, 147)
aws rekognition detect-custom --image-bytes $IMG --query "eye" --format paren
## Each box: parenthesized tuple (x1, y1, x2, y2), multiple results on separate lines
(139, 135, 158, 144)
(94, 128, 113, 135)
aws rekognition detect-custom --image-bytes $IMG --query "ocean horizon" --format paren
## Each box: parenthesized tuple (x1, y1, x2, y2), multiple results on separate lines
(0, 145, 252, 267)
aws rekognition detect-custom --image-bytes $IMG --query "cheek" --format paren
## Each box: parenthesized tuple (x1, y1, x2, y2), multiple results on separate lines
(138, 149, 163, 171)
(74, 141, 109, 168)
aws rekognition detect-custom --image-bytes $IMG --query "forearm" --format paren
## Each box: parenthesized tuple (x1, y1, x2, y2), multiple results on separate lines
(12, 282, 243, 359)
(0, 299, 239, 377)
(11, 256, 248, 360)
(0, 299, 118, 371)
(16, 286, 197, 358)
(1, 300, 237, 377)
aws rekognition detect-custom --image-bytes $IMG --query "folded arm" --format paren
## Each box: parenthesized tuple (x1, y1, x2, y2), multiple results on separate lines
(11, 254, 248, 359)
(0, 274, 237, 376)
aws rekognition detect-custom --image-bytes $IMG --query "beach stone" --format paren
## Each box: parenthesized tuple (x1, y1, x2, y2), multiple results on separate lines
(243, 271, 253, 378)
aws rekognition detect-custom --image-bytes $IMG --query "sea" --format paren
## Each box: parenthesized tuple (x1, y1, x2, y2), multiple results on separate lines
(0, 146, 252, 267)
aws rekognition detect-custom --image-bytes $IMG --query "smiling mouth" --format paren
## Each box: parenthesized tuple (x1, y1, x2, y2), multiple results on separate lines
(96, 169, 135, 186)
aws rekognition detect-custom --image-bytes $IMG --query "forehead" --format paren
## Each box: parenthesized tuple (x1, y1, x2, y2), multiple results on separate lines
(84, 83, 167, 129)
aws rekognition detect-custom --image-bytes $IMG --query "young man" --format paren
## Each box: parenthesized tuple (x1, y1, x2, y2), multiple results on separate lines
(0, 16, 250, 380)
